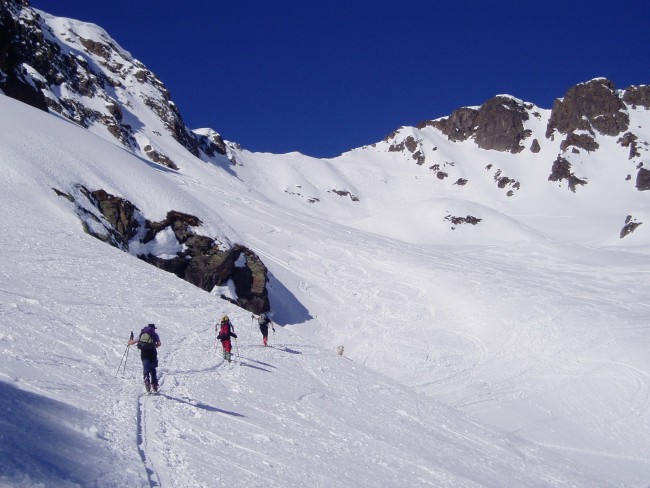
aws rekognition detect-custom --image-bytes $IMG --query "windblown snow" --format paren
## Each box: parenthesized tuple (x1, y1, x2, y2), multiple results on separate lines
(1, 61, 650, 488)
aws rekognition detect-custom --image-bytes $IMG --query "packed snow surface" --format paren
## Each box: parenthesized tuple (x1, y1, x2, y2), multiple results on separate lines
(1, 90, 649, 488)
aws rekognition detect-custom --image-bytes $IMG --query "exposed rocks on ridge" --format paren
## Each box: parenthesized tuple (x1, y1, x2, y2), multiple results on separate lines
(620, 215, 642, 238)
(636, 167, 650, 191)
(444, 214, 482, 230)
(0, 0, 232, 171)
(622, 85, 650, 109)
(548, 156, 587, 192)
(330, 189, 360, 201)
(388, 134, 426, 165)
(545, 78, 629, 143)
(430, 95, 532, 153)
(53, 186, 270, 314)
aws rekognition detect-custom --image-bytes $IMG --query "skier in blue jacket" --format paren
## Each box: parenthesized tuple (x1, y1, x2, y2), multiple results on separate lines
(128, 323, 161, 393)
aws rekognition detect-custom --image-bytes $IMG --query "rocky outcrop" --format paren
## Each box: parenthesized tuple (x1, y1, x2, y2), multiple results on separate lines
(622, 85, 650, 109)
(560, 133, 599, 153)
(194, 129, 228, 158)
(388, 134, 426, 165)
(0, 1, 50, 112)
(472, 97, 531, 153)
(330, 189, 360, 201)
(618, 132, 640, 159)
(548, 156, 587, 192)
(530, 139, 541, 153)
(54, 186, 270, 314)
(636, 167, 650, 191)
(493, 169, 520, 196)
(620, 215, 642, 238)
(428, 107, 478, 143)
(83, 188, 139, 247)
(431, 96, 531, 153)
(0, 1, 217, 170)
(444, 214, 482, 230)
(546, 78, 629, 139)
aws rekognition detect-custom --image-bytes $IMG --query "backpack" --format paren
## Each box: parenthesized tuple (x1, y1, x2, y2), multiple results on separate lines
(138, 329, 156, 350)
(258, 313, 269, 326)
(218, 321, 231, 340)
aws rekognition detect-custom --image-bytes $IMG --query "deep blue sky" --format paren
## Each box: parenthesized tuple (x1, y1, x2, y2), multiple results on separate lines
(31, 0, 650, 158)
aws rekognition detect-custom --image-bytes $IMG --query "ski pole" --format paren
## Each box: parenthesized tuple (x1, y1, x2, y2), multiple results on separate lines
(210, 326, 219, 361)
(234, 337, 241, 364)
(116, 331, 133, 376)
(116, 346, 128, 376)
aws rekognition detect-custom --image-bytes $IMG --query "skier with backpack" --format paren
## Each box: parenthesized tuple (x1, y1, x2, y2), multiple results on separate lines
(127, 323, 161, 393)
(216, 315, 237, 362)
(255, 312, 275, 346)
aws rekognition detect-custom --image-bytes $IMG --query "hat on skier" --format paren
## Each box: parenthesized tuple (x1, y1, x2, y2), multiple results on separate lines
(148, 323, 156, 329)
(221, 315, 229, 322)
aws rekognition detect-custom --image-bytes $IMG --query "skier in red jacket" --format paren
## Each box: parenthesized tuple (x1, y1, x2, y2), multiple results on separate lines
(216, 315, 237, 362)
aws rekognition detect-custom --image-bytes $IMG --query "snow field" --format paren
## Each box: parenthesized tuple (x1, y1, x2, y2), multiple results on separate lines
(1, 90, 649, 486)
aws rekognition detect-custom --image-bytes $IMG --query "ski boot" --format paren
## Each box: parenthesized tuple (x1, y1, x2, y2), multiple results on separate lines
(144, 379, 151, 393)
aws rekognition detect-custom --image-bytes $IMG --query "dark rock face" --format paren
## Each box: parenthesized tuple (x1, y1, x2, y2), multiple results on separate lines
(548, 156, 587, 192)
(0, 1, 212, 169)
(620, 215, 642, 238)
(432, 96, 531, 153)
(0, 1, 49, 111)
(636, 168, 650, 191)
(229, 248, 269, 315)
(622, 85, 650, 109)
(618, 132, 640, 159)
(55, 186, 270, 314)
(86, 188, 139, 247)
(444, 214, 482, 229)
(546, 78, 629, 139)
(331, 190, 360, 201)
(530, 139, 541, 153)
(143, 145, 179, 170)
(472, 97, 531, 153)
(388, 134, 426, 165)
(560, 133, 599, 153)
(430, 107, 479, 143)
(195, 130, 228, 158)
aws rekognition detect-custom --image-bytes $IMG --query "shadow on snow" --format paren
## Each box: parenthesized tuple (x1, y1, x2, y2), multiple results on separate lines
(158, 393, 245, 417)
(0, 380, 115, 487)
(266, 270, 312, 326)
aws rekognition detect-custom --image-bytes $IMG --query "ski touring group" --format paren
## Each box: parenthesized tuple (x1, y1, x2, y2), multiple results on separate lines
(216, 312, 275, 362)
(122, 312, 275, 393)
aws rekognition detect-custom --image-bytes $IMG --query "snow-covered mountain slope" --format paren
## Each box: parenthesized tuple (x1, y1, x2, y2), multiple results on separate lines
(1, 2, 650, 486)
(0, 95, 625, 487)
(0, 1, 234, 170)
(224, 89, 650, 248)
(3, 2, 650, 249)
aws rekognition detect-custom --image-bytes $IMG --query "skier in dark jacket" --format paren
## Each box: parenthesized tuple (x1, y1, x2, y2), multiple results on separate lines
(128, 323, 161, 393)
(216, 315, 237, 362)
(255, 312, 275, 346)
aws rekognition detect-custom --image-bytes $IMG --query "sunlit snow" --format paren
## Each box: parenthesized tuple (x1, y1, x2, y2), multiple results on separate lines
(2, 89, 649, 487)
(1, 20, 650, 484)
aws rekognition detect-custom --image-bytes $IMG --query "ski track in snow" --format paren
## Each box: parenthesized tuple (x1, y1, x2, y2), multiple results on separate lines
(2, 93, 649, 485)
(211, 189, 650, 485)
(137, 394, 162, 487)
